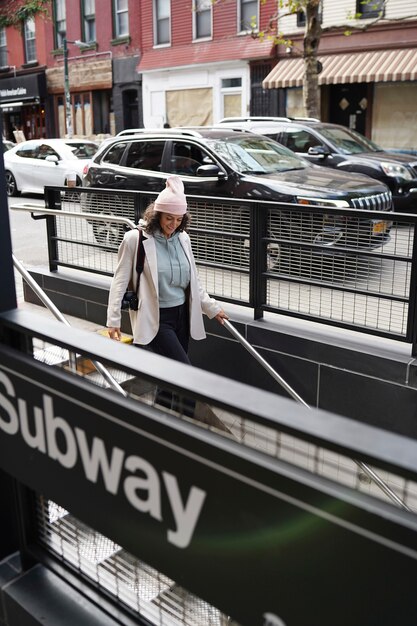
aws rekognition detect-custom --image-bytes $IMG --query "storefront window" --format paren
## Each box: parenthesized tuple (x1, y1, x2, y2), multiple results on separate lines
(372, 82, 417, 151)
(166, 88, 213, 126)
(56, 92, 93, 138)
(221, 77, 242, 118)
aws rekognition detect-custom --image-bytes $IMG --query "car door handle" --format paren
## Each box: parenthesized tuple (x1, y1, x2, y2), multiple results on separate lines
(115, 174, 127, 181)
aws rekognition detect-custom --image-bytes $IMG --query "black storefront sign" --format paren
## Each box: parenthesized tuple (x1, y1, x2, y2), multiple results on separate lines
(0, 72, 46, 103)
(0, 345, 417, 625)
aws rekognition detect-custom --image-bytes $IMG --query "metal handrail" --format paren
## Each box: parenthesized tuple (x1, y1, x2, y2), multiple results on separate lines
(10, 204, 137, 229)
(223, 319, 411, 512)
(13, 255, 127, 397)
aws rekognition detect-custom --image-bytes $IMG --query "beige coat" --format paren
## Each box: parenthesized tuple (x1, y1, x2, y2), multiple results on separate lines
(107, 228, 221, 345)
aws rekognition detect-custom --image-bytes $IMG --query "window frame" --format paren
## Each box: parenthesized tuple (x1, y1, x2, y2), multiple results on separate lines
(193, 0, 212, 41)
(82, 0, 96, 43)
(153, 0, 171, 46)
(113, 0, 129, 38)
(0, 27, 7, 67)
(54, 0, 66, 49)
(24, 17, 37, 63)
(238, 0, 258, 33)
(356, 0, 385, 19)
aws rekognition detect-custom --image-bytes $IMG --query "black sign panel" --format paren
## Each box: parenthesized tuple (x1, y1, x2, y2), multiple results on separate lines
(1, 346, 417, 625)
(0, 72, 46, 102)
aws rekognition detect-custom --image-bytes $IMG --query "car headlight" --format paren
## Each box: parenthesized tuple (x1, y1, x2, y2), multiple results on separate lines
(380, 162, 413, 180)
(296, 197, 350, 208)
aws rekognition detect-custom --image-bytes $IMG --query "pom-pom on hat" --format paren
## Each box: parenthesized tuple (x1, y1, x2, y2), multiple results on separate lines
(154, 175, 187, 215)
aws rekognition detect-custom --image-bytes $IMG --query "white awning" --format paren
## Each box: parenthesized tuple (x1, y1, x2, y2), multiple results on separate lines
(262, 48, 417, 89)
(0, 101, 23, 108)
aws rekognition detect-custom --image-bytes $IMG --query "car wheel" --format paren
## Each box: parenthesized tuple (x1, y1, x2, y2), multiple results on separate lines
(5, 171, 20, 197)
(92, 212, 124, 246)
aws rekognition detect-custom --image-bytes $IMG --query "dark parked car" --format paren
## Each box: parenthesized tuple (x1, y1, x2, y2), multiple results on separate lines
(82, 127, 392, 263)
(218, 117, 417, 212)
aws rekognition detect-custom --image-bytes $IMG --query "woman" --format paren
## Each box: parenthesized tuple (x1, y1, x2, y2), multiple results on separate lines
(107, 175, 228, 368)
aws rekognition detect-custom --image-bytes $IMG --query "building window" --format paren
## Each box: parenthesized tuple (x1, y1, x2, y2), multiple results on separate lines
(154, 0, 170, 45)
(82, 0, 96, 42)
(296, 10, 306, 27)
(194, 0, 211, 40)
(239, 0, 258, 32)
(221, 77, 243, 118)
(54, 0, 66, 48)
(0, 27, 7, 67)
(114, 0, 129, 38)
(357, 0, 385, 19)
(24, 18, 36, 63)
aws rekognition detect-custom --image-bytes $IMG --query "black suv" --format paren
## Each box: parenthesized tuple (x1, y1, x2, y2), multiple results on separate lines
(218, 117, 417, 212)
(82, 127, 392, 254)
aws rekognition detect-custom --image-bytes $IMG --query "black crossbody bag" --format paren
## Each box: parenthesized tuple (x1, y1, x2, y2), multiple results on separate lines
(121, 229, 146, 311)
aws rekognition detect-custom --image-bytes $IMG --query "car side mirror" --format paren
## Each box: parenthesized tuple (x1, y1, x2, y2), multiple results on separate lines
(308, 145, 330, 158)
(196, 164, 226, 179)
(45, 155, 59, 164)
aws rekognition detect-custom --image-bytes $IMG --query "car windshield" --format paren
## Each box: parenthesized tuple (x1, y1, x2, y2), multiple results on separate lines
(208, 136, 309, 174)
(319, 126, 381, 155)
(66, 142, 97, 159)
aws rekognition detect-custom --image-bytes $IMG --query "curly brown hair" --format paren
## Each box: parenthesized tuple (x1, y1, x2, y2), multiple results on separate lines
(142, 202, 190, 235)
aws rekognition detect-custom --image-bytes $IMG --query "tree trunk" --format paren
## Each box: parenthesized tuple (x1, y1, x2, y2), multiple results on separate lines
(303, 0, 322, 119)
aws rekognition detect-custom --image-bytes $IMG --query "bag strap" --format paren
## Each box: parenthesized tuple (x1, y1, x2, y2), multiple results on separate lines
(135, 228, 146, 296)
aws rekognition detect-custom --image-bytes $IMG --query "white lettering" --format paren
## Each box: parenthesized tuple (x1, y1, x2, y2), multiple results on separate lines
(18, 398, 46, 452)
(123, 455, 162, 521)
(163, 472, 206, 549)
(44, 395, 77, 468)
(0, 370, 207, 548)
(0, 371, 19, 435)
(75, 428, 124, 495)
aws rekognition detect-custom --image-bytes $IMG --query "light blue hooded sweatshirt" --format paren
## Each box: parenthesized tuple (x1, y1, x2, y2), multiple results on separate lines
(154, 230, 191, 308)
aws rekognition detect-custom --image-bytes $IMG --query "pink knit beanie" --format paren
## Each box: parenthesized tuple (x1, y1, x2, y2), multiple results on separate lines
(154, 175, 188, 215)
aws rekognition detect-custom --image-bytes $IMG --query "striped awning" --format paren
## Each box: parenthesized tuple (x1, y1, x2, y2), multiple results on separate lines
(263, 48, 417, 89)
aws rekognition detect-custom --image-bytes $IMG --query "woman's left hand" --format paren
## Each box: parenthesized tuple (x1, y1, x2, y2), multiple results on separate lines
(214, 309, 229, 325)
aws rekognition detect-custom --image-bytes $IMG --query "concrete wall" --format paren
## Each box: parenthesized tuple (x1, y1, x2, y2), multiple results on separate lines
(24, 267, 417, 439)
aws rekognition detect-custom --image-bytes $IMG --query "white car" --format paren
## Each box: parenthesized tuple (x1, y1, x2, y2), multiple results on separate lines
(4, 138, 98, 196)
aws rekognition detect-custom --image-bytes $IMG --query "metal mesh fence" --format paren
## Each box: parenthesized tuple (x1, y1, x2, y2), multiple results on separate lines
(15, 189, 417, 340)
(265, 209, 413, 336)
(36, 499, 234, 626)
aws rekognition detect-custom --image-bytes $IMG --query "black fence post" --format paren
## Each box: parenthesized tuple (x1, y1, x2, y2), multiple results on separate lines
(251, 202, 266, 320)
(408, 222, 417, 356)
(44, 186, 61, 272)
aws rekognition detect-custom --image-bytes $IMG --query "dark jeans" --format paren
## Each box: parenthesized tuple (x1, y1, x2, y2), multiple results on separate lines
(149, 303, 191, 364)
(143, 303, 195, 416)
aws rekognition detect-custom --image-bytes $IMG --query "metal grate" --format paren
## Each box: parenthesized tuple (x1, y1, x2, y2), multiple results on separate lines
(265, 208, 412, 336)
(36, 499, 235, 626)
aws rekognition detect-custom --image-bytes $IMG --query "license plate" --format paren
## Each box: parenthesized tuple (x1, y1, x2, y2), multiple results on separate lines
(372, 221, 387, 235)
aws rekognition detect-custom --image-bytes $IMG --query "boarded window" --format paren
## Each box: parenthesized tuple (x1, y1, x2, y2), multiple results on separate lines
(166, 88, 213, 126)
(372, 82, 417, 151)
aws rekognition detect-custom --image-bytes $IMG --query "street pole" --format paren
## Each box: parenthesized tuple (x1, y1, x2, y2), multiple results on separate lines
(63, 38, 72, 139)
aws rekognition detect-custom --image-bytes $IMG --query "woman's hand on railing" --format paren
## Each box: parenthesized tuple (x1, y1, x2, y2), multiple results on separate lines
(108, 327, 122, 341)
(214, 309, 229, 325)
